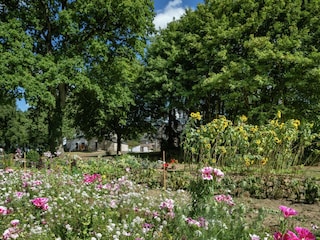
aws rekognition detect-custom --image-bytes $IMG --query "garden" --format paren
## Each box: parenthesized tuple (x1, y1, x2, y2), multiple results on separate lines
(1, 112, 320, 240)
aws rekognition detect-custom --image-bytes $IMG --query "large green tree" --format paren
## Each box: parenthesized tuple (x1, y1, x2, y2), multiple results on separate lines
(1, 0, 154, 152)
(145, 0, 320, 127)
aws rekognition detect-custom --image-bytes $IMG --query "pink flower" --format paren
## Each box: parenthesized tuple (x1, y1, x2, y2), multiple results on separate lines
(43, 151, 52, 158)
(273, 231, 299, 240)
(186, 217, 201, 227)
(159, 199, 174, 211)
(279, 205, 298, 218)
(31, 197, 49, 210)
(201, 167, 213, 180)
(10, 220, 19, 227)
(15, 192, 25, 199)
(214, 194, 235, 206)
(2, 227, 20, 240)
(250, 234, 260, 240)
(83, 173, 101, 184)
(295, 227, 316, 240)
(5, 168, 14, 173)
(0, 206, 9, 215)
(213, 168, 224, 179)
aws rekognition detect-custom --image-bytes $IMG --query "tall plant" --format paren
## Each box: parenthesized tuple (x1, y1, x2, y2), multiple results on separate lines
(182, 112, 318, 172)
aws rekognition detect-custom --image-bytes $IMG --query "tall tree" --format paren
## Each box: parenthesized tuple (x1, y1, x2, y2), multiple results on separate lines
(1, 0, 154, 152)
(145, 0, 320, 128)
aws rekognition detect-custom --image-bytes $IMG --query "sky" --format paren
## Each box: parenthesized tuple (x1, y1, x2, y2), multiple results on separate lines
(16, 0, 204, 111)
(153, 0, 204, 29)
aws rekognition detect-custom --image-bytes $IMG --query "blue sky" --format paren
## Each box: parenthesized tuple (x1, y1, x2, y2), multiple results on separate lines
(16, 0, 204, 111)
(154, 0, 204, 29)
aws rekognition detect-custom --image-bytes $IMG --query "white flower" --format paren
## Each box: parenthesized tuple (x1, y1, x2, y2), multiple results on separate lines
(95, 233, 102, 239)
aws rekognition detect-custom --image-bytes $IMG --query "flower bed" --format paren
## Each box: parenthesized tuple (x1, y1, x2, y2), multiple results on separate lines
(1, 166, 318, 239)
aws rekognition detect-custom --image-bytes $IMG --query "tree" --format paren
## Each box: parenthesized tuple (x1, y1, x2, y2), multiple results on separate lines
(145, 0, 320, 128)
(1, 0, 155, 152)
(72, 57, 154, 153)
(0, 96, 29, 151)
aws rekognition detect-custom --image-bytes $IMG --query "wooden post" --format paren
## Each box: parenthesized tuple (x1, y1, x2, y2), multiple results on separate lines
(24, 152, 26, 170)
(163, 150, 166, 190)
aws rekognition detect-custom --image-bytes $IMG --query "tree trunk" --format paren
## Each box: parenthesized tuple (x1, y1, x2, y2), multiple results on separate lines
(48, 83, 66, 153)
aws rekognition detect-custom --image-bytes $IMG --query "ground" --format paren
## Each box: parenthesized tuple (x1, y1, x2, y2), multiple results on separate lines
(238, 197, 320, 233)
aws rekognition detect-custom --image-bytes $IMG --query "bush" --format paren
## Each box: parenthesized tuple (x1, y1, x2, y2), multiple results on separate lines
(26, 150, 40, 168)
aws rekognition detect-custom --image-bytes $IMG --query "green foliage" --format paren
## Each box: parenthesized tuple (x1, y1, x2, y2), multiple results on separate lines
(1, 0, 155, 152)
(26, 150, 40, 168)
(145, 0, 320, 126)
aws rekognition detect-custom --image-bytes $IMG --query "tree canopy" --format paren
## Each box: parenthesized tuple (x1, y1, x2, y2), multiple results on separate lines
(145, 0, 320, 126)
(0, 0, 154, 152)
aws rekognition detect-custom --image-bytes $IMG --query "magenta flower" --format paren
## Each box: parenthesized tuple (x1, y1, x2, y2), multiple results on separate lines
(295, 227, 316, 240)
(273, 231, 299, 240)
(201, 166, 213, 180)
(31, 197, 49, 210)
(83, 173, 101, 184)
(279, 205, 298, 218)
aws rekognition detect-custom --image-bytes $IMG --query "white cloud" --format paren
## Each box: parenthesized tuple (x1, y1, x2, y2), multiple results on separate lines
(153, 0, 186, 30)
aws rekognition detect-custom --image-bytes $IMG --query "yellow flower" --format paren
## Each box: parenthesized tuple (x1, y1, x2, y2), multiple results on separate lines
(205, 143, 211, 149)
(274, 137, 282, 144)
(190, 112, 202, 121)
(240, 115, 248, 122)
(220, 146, 227, 154)
(211, 158, 216, 164)
(255, 139, 261, 145)
(261, 158, 268, 165)
(277, 110, 281, 119)
(293, 119, 300, 129)
(245, 160, 251, 167)
(244, 157, 251, 166)
(250, 125, 258, 133)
